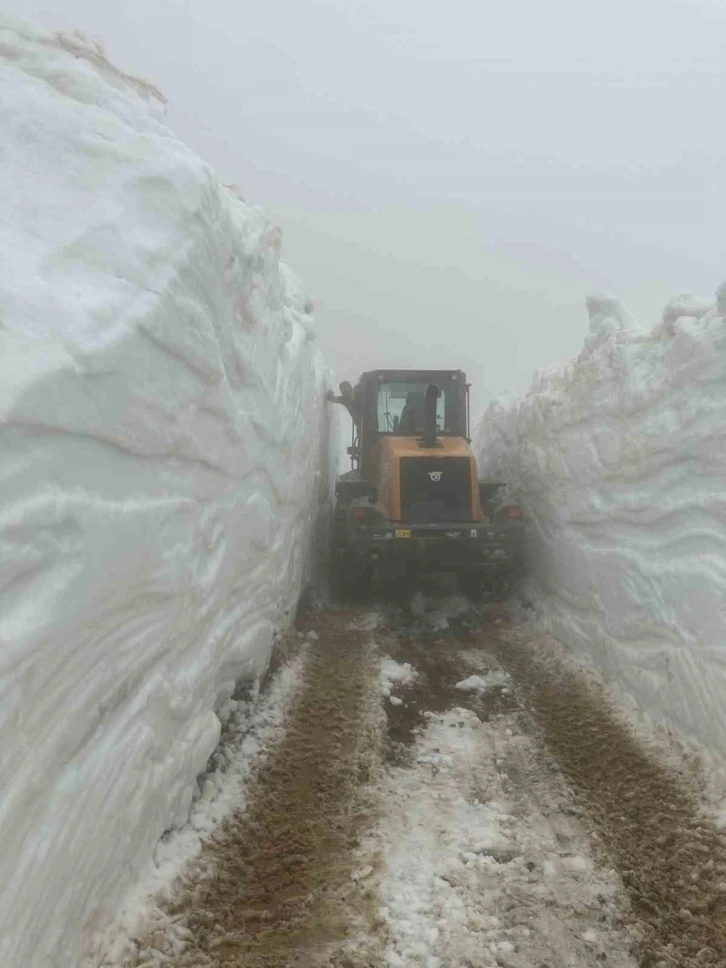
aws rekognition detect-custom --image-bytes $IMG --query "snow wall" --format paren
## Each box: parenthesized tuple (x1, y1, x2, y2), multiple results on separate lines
(0, 19, 333, 968)
(477, 287, 726, 763)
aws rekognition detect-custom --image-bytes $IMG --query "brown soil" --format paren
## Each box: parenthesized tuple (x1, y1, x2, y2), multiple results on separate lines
(128, 609, 385, 968)
(381, 627, 518, 762)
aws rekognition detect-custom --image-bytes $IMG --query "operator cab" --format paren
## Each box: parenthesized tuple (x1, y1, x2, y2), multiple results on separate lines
(349, 369, 470, 475)
(375, 373, 466, 437)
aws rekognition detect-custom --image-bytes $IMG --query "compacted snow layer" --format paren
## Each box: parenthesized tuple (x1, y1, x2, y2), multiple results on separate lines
(476, 287, 726, 758)
(374, 704, 635, 967)
(0, 19, 331, 968)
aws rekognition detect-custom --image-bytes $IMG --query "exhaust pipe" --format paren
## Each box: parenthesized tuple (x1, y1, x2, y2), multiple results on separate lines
(422, 383, 440, 448)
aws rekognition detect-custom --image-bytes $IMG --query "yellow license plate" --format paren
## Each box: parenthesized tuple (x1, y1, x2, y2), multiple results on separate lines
(395, 529, 411, 538)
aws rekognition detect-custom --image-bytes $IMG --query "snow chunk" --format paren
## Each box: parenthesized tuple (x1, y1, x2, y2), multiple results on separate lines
(345, 611, 383, 631)
(351, 864, 374, 882)
(381, 658, 418, 697)
(563, 854, 593, 874)
(662, 292, 714, 325)
(584, 291, 639, 351)
(407, 591, 472, 630)
(455, 670, 510, 693)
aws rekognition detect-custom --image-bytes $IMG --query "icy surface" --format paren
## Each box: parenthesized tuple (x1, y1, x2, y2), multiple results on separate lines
(370, 706, 634, 967)
(476, 287, 726, 755)
(0, 18, 330, 968)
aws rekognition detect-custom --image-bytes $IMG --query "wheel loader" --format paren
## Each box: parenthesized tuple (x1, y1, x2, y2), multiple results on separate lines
(326, 369, 524, 599)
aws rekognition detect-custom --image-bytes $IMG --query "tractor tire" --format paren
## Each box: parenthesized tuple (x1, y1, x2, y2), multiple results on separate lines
(486, 572, 514, 603)
(491, 571, 514, 602)
(460, 570, 514, 603)
(329, 551, 373, 604)
(458, 572, 484, 602)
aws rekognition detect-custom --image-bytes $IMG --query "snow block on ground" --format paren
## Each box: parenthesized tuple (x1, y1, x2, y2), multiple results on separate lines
(0, 18, 331, 968)
(476, 286, 726, 757)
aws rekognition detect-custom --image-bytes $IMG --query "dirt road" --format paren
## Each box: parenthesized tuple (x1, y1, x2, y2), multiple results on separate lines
(118, 601, 726, 968)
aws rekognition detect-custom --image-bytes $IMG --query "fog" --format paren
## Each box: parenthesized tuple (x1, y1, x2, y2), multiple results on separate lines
(7, 0, 725, 411)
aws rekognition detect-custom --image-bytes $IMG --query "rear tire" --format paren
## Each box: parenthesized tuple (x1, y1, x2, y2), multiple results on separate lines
(329, 551, 373, 604)
(497, 573, 514, 601)
(458, 572, 483, 602)
(460, 571, 514, 603)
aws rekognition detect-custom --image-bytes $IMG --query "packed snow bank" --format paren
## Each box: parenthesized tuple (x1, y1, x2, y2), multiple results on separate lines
(0, 18, 331, 968)
(477, 286, 726, 758)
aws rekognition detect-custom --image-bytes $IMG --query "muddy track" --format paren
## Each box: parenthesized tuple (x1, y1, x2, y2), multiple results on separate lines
(123, 602, 726, 968)
(489, 624, 726, 968)
(129, 610, 384, 968)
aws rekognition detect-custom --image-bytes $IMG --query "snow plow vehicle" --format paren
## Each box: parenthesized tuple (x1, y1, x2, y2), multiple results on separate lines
(326, 369, 524, 599)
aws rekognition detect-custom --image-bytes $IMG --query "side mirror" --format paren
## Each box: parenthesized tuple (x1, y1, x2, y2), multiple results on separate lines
(347, 446, 361, 458)
(393, 415, 400, 431)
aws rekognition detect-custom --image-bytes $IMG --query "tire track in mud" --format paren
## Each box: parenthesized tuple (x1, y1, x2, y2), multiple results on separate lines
(124, 601, 726, 968)
(489, 624, 726, 968)
(128, 609, 385, 968)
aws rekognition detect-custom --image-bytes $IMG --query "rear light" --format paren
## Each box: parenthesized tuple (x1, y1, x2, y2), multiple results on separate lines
(351, 504, 383, 525)
(505, 506, 523, 520)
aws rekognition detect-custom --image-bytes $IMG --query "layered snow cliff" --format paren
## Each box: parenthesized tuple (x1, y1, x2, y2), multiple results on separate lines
(0, 19, 330, 967)
(477, 286, 726, 760)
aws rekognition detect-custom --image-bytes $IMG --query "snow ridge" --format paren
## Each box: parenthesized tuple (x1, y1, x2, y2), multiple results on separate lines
(0, 17, 331, 968)
(476, 288, 726, 757)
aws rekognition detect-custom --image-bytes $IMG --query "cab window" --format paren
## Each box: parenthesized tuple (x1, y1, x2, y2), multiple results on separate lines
(377, 382, 449, 434)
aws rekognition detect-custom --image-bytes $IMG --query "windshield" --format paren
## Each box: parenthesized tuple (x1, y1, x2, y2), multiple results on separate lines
(377, 382, 450, 434)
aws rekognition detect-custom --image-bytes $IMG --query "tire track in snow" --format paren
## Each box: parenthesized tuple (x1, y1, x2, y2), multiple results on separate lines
(371, 622, 637, 968)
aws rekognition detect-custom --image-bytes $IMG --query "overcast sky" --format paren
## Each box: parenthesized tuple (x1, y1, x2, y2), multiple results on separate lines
(8, 0, 726, 412)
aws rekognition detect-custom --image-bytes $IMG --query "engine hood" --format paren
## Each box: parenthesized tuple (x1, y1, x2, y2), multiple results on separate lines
(372, 436, 483, 522)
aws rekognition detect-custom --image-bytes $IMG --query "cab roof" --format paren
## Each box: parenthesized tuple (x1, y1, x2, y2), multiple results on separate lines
(358, 369, 466, 384)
